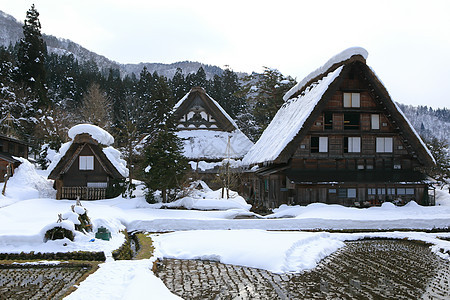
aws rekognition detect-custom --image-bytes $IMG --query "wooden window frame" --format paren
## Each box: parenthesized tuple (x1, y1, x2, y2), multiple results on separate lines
(79, 156, 94, 170)
(343, 92, 361, 108)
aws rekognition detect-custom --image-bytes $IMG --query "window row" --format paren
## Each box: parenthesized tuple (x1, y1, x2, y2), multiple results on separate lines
(311, 137, 394, 153)
(322, 112, 381, 130)
(330, 187, 415, 198)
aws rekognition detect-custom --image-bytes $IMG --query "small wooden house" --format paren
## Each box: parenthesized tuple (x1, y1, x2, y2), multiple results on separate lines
(0, 134, 29, 181)
(242, 48, 435, 208)
(173, 86, 253, 163)
(48, 125, 127, 200)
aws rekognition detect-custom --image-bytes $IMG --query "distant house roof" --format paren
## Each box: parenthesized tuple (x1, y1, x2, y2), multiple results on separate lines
(0, 133, 29, 146)
(173, 87, 253, 160)
(243, 47, 435, 167)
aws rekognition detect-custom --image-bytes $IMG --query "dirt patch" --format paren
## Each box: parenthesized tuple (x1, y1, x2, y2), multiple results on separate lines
(155, 239, 450, 299)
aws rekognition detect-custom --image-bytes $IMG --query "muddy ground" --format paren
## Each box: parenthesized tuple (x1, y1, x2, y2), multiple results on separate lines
(156, 240, 450, 299)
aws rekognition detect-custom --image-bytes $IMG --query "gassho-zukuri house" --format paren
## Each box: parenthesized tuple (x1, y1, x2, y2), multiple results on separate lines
(242, 47, 435, 209)
(48, 124, 128, 200)
(173, 86, 253, 172)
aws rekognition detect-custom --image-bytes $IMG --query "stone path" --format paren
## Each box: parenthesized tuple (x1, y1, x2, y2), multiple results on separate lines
(156, 240, 450, 299)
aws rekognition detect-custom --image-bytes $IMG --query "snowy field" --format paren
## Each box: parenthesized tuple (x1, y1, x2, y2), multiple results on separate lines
(1, 160, 450, 298)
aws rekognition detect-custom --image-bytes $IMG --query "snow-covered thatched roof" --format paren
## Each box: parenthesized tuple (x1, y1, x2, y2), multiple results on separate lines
(173, 87, 254, 160)
(243, 47, 435, 167)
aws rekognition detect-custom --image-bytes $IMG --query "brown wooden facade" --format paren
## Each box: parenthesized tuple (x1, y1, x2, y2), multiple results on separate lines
(0, 134, 29, 182)
(48, 133, 125, 200)
(244, 55, 435, 208)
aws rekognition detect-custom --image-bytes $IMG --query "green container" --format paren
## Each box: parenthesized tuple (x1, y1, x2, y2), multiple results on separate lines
(95, 226, 112, 241)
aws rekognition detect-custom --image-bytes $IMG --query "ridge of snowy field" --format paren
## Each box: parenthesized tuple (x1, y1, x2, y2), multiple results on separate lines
(152, 229, 450, 274)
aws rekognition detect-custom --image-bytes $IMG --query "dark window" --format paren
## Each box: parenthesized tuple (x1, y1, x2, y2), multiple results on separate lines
(311, 137, 319, 153)
(324, 112, 333, 130)
(338, 189, 347, 198)
(0, 140, 3, 152)
(344, 113, 360, 130)
(344, 137, 349, 153)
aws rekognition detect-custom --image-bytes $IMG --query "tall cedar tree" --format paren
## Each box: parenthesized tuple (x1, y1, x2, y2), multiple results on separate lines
(141, 74, 187, 203)
(170, 68, 189, 100)
(242, 67, 296, 137)
(17, 4, 48, 108)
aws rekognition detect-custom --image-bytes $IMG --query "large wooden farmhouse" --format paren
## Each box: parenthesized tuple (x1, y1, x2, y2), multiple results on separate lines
(174, 87, 253, 166)
(243, 48, 435, 208)
(48, 124, 128, 200)
(0, 134, 29, 182)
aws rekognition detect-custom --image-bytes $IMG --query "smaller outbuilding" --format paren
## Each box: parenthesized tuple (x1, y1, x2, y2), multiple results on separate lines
(48, 124, 128, 200)
(0, 133, 29, 182)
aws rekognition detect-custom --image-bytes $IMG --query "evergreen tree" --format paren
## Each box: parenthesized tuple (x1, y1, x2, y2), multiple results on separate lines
(424, 137, 450, 188)
(220, 68, 246, 118)
(17, 4, 48, 108)
(186, 67, 207, 88)
(141, 76, 186, 203)
(242, 67, 296, 137)
(170, 68, 188, 100)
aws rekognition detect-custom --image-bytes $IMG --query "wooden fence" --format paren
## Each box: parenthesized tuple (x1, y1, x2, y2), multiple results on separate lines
(61, 187, 106, 200)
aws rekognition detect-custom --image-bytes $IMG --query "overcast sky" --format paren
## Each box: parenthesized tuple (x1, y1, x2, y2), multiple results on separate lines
(1, 0, 449, 108)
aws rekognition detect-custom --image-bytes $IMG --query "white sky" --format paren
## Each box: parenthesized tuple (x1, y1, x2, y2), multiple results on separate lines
(1, 0, 449, 108)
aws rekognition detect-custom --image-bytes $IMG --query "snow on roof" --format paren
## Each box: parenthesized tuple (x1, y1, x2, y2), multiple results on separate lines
(283, 47, 368, 101)
(103, 146, 129, 178)
(177, 129, 254, 160)
(243, 66, 343, 166)
(68, 124, 114, 146)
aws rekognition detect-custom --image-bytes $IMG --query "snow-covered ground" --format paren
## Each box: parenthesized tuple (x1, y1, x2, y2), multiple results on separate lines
(1, 160, 450, 299)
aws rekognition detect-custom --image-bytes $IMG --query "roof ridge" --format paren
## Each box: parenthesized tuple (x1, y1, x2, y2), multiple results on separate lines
(283, 47, 368, 101)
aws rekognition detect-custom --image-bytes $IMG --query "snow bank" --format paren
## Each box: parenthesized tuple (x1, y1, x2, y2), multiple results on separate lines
(266, 201, 450, 221)
(189, 159, 243, 171)
(166, 181, 251, 211)
(68, 124, 114, 146)
(152, 230, 345, 273)
(65, 259, 181, 300)
(0, 157, 55, 203)
(243, 66, 343, 165)
(283, 47, 368, 101)
(177, 129, 253, 160)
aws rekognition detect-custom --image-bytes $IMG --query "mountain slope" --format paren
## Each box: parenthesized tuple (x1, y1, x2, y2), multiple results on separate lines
(0, 10, 223, 79)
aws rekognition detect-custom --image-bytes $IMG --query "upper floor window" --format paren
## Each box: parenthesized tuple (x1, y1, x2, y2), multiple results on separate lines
(79, 155, 94, 170)
(376, 137, 393, 153)
(344, 113, 360, 130)
(371, 114, 380, 130)
(344, 137, 361, 153)
(343, 92, 360, 108)
(0, 140, 3, 153)
(311, 136, 328, 153)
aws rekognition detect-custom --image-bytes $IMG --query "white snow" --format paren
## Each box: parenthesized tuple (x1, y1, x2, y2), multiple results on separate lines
(68, 124, 114, 146)
(65, 259, 181, 300)
(1, 161, 450, 298)
(188, 159, 243, 171)
(243, 66, 343, 165)
(283, 47, 368, 101)
(165, 183, 251, 211)
(177, 129, 253, 160)
(152, 229, 450, 274)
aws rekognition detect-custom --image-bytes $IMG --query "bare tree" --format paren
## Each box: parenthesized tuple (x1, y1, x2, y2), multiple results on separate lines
(80, 83, 112, 129)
